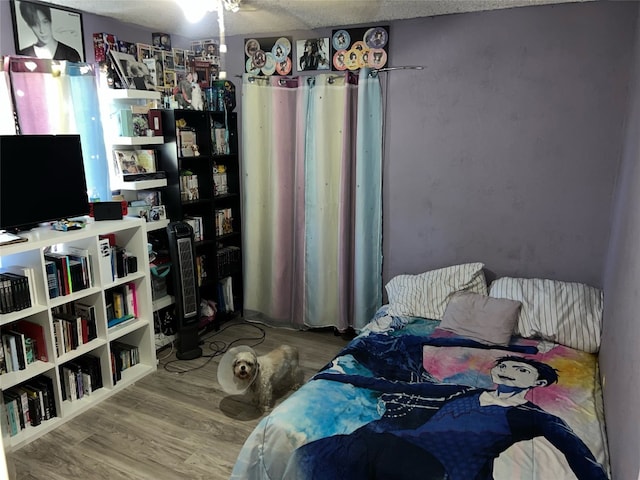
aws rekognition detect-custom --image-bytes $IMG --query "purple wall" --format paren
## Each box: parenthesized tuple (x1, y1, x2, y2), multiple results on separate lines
(601, 6, 640, 480)
(382, 4, 634, 288)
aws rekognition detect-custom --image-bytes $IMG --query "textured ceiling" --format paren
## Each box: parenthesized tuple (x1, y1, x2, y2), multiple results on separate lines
(44, 0, 591, 39)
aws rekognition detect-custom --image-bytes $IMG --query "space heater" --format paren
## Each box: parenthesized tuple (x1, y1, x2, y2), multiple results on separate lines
(166, 221, 202, 360)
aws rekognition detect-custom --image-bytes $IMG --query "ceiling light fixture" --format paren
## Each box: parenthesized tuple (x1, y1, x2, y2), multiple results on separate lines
(178, 0, 218, 24)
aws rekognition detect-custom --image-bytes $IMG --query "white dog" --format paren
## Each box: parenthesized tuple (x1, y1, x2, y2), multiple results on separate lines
(232, 345, 303, 412)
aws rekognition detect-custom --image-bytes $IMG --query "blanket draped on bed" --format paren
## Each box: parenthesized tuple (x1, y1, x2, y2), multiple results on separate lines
(231, 318, 610, 480)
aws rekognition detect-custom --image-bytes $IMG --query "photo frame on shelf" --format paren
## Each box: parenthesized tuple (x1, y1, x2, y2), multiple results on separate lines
(110, 50, 154, 90)
(10, 0, 85, 62)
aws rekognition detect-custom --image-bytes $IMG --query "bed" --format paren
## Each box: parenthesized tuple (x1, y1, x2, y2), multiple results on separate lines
(230, 263, 611, 479)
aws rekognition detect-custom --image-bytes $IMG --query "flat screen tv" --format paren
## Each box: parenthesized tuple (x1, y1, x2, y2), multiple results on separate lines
(1, 134, 89, 232)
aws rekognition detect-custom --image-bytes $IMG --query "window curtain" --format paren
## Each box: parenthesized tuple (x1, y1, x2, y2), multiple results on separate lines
(241, 69, 383, 332)
(4, 56, 110, 202)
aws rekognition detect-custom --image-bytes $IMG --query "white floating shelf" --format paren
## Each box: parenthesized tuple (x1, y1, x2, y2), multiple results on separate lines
(111, 136, 164, 146)
(111, 178, 168, 191)
(107, 89, 161, 101)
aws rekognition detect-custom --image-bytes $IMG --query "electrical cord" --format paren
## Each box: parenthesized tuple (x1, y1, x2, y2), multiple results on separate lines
(160, 319, 266, 374)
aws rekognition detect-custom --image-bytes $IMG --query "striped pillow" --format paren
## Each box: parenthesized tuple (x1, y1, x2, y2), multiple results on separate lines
(385, 263, 487, 320)
(489, 277, 603, 353)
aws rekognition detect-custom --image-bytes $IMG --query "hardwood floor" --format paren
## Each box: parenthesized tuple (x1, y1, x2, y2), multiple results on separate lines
(6, 319, 349, 480)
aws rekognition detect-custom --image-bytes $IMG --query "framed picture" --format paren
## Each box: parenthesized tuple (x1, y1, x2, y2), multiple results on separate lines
(244, 36, 293, 76)
(10, 0, 85, 62)
(110, 50, 154, 90)
(331, 26, 390, 71)
(296, 38, 330, 72)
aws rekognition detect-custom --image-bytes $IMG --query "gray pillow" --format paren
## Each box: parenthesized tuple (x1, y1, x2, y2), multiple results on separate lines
(438, 291, 522, 346)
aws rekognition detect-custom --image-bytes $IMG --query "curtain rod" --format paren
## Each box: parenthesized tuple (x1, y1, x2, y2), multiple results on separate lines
(238, 65, 425, 83)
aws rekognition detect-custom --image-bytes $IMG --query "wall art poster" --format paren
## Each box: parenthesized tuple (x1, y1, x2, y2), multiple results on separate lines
(331, 26, 389, 71)
(11, 0, 85, 62)
(244, 36, 292, 76)
(296, 38, 330, 71)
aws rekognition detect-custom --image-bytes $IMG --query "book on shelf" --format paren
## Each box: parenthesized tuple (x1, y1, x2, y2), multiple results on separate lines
(74, 302, 98, 342)
(61, 246, 94, 290)
(111, 341, 140, 377)
(44, 252, 71, 296)
(44, 260, 60, 299)
(15, 319, 47, 362)
(53, 318, 66, 357)
(3, 391, 25, 431)
(19, 384, 43, 427)
(213, 165, 228, 196)
(2, 265, 37, 308)
(125, 282, 138, 318)
(180, 173, 199, 201)
(3, 394, 19, 436)
(32, 375, 56, 419)
(60, 364, 78, 402)
(137, 190, 162, 207)
(2, 333, 22, 371)
(113, 149, 158, 177)
(13, 388, 31, 429)
(184, 216, 203, 242)
(7, 330, 28, 370)
(178, 128, 197, 157)
(0, 275, 12, 313)
(218, 276, 234, 313)
(0, 270, 32, 312)
(215, 208, 233, 236)
(98, 237, 114, 285)
(52, 309, 82, 352)
(0, 338, 5, 374)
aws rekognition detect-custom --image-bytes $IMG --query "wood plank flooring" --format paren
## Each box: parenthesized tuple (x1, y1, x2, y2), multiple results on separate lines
(5, 319, 349, 480)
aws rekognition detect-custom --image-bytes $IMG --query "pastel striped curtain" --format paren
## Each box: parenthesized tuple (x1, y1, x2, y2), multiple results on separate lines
(241, 69, 383, 331)
(5, 56, 110, 202)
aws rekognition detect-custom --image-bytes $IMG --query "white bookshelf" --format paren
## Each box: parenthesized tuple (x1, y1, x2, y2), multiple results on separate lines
(100, 89, 175, 347)
(0, 217, 156, 451)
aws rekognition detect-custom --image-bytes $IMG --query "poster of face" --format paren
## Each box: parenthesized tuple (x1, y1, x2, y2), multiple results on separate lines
(244, 36, 293, 76)
(296, 38, 330, 72)
(11, 0, 85, 62)
(331, 26, 389, 71)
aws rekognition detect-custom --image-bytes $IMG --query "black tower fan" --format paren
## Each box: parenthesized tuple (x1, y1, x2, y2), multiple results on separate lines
(166, 221, 202, 360)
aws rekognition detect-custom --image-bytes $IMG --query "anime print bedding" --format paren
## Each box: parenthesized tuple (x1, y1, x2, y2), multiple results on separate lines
(230, 313, 610, 480)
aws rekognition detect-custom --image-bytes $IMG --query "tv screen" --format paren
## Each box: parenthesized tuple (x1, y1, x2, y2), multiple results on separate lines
(0, 134, 89, 232)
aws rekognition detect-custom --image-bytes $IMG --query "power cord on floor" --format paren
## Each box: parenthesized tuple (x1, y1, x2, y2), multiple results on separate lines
(160, 319, 266, 374)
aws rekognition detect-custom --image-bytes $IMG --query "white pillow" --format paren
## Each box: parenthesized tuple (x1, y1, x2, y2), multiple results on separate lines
(385, 263, 487, 320)
(489, 277, 603, 353)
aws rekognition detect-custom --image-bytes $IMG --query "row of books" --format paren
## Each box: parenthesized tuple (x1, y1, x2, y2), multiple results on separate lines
(196, 254, 208, 287)
(215, 208, 233, 236)
(98, 237, 138, 285)
(59, 355, 103, 402)
(52, 303, 99, 357)
(217, 276, 235, 314)
(1, 320, 47, 374)
(0, 266, 34, 314)
(106, 283, 138, 328)
(44, 246, 93, 299)
(3, 375, 56, 437)
(213, 165, 228, 196)
(111, 341, 140, 385)
(185, 215, 204, 242)
(217, 246, 241, 278)
(180, 173, 200, 201)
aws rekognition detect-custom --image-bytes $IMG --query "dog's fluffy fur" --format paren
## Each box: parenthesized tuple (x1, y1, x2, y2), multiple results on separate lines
(232, 345, 303, 412)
